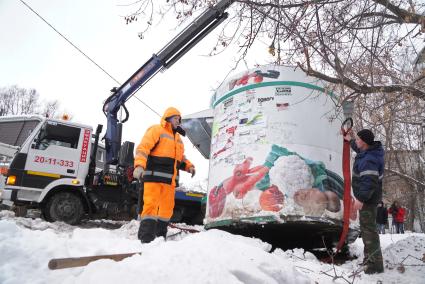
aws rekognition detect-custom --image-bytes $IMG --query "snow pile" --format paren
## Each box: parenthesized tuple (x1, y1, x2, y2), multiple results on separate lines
(178, 179, 208, 193)
(1, 210, 425, 284)
(76, 230, 310, 284)
(269, 155, 314, 198)
(381, 235, 425, 281)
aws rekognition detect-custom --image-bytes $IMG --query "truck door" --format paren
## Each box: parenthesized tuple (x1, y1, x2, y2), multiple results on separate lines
(24, 121, 82, 183)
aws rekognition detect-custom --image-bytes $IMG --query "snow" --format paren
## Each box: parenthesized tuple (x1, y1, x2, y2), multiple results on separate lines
(1, 210, 424, 284)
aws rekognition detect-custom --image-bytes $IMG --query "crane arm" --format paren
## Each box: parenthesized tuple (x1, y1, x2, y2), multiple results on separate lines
(103, 0, 234, 164)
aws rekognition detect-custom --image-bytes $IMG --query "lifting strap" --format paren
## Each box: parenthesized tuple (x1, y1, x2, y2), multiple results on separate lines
(335, 117, 353, 253)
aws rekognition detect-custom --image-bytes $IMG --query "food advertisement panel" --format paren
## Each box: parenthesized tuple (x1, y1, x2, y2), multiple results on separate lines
(206, 66, 359, 227)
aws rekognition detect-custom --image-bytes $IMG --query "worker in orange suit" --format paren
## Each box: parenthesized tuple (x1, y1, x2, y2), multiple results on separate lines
(133, 107, 195, 243)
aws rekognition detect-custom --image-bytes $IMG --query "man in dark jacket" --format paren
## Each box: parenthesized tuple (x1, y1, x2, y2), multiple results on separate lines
(344, 129, 384, 274)
(376, 201, 388, 234)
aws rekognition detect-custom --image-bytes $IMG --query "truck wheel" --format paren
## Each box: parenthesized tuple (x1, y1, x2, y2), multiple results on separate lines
(45, 192, 84, 225)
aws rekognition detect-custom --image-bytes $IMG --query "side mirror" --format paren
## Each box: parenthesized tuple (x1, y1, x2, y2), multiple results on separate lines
(31, 137, 39, 149)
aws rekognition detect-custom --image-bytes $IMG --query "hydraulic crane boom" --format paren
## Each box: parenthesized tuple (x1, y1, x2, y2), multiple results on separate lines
(103, 0, 234, 164)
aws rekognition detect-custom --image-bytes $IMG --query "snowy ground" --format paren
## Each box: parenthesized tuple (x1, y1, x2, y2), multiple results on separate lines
(0, 210, 424, 284)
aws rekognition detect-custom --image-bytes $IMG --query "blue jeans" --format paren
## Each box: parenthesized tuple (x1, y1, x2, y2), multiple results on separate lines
(394, 222, 404, 234)
(376, 223, 385, 234)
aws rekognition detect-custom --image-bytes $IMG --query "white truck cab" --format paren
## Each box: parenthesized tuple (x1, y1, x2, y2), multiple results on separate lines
(2, 117, 93, 223)
(1, 115, 205, 225)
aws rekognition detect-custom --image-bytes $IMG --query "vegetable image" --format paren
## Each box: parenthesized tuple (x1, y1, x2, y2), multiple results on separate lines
(269, 155, 314, 198)
(219, 157, 269, 199)
(208, 158, 270, 219)
(232, 162, 269, 199)
(293, 188, 328, 216)
(259, 185, 284, 212)
(208, 185, 227, 218)
(324, 191, 341, 212)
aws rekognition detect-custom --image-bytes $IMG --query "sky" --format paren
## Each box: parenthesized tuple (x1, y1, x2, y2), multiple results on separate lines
(0, 0, 272, 186)
(1, 210, 425, 284)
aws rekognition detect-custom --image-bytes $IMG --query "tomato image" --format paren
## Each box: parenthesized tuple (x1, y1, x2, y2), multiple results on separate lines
(259, 185, 284, 211)
(208, 185, 227, 218)
(253, 75, 263, 83)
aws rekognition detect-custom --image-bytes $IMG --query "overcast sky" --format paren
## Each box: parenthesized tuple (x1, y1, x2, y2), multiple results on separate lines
(0, 0, 273, 184)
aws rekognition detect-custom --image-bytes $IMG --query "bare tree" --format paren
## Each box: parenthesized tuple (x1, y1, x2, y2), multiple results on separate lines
(123, 0, 425, 230)
(352, 90, 425, 231)
(0, 85, 60, 117)
(123, 0, 425, 100)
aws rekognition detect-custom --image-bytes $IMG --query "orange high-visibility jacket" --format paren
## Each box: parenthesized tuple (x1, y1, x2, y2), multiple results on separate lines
(134, 107, 194, 186)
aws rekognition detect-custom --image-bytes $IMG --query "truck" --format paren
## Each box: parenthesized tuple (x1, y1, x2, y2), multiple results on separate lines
(1, 0, 235, 225)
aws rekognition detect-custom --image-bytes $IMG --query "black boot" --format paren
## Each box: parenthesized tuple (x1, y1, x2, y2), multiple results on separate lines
(138, 219, 157, 243)
(364, 263, 384, 274)
(156, 220, 169, 239)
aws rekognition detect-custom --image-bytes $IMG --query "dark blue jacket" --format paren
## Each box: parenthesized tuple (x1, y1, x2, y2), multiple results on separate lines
(351, 140, 384, 204)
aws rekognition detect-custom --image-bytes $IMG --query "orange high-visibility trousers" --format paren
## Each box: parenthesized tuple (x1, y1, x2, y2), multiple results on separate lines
(140, 182, 175, 221)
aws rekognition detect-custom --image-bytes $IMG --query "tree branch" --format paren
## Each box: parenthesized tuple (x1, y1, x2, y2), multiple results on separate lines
(385, 168, 425, 187)
(371, 0, 425, 26)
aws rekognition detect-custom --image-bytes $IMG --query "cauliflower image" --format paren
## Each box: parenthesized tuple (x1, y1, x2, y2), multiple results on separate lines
(269, 155, 314, 198)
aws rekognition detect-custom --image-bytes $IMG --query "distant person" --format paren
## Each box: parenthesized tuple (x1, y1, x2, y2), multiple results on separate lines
(133, 107, 195, 243)
(388, 201, 405, 234)
(343, 128, 384, 274)
(376, 201, 388, 234)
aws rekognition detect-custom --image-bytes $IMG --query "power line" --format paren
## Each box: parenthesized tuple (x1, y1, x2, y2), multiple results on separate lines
(18, 0, 160, 117)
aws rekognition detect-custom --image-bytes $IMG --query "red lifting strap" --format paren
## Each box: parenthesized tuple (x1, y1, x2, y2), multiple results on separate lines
(335, 118, 353, 253)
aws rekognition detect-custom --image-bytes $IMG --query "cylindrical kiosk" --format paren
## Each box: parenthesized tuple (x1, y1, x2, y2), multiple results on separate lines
(205, 65, 359, 249)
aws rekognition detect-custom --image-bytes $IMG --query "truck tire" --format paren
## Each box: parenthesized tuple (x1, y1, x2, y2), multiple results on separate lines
(45, 192, 84, 225)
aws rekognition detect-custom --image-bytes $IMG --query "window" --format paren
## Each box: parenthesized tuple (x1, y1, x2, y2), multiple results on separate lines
(36, 123, 81, 150)
(0, 119, 41, 146)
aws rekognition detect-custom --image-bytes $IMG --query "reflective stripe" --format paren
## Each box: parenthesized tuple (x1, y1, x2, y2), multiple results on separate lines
(160, 133, 174, 140)
(157, 217, 170, 222)
(186, 192, 204, 198)
(359, 170, 379, 176)
(353, 171, 382, 179)
(140, 215, 158, 221)
(144, 170, 179, 181)
(136, 150, 148, 159)
(27, 171, 61, 178)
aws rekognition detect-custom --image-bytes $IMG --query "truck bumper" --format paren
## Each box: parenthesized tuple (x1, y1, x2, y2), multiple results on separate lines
(2, 186, 42, 203)
(0, 188, 14, 206)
